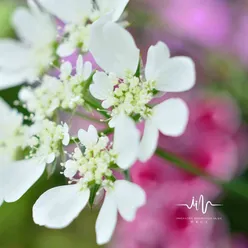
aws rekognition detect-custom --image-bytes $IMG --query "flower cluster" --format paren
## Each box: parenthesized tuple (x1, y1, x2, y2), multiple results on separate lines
(19, 55, 92, 120)
(0, 0, 196, 245)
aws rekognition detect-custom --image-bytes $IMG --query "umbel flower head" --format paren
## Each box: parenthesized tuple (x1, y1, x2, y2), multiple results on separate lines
(37, 0, 129, 57)
(33, 115, 146, 245)
(0, 0, 57, 90)
(89, 17, 196, 161)
(0, 0, 197, 246)
(0, 113, 69, 205)
(19, 55, 92, 121)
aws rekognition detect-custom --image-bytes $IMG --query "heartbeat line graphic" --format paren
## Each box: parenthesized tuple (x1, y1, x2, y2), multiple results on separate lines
(176, 195, 223, 214)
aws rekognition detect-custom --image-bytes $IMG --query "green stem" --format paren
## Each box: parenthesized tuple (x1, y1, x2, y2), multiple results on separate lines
(84, 96, 110, 119)
(155, 148, 209, 179)
(124, 170, 131, 181)
(74, 111, 103, 124)
(156, 148, 248, 199)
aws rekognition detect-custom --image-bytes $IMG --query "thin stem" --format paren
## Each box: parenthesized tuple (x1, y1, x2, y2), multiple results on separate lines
(74, 111, 103, 124)
(84, 96, 110, 119)
(155, 148, 248, 199)
(124, 170, 131, 181)
(155, 148, 209, 179)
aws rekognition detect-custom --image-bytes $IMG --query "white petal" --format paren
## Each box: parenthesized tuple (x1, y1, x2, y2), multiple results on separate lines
(113, 180, 146, 221)
(95, 192, 118, 245)
(61, 61, 72, 74)
(12, 7, 37, 44)
(90, 71, 113, 101)
(33, 185, 90, 228)
(62, 133, 70, 146)
(37, 0, 92, 23)
(111, 0, 129, 22)
(0, 39, 31, 69)
(145, 41, 170, 81)
(4, 158, 46, 203)
(152, 98, 189, 137)
(0, 68, 37, 90)
(108, 115, 118, 128)
(0, 97, 12, 113)
(46, 153, 56, 164)
(78, 125, 98, 147)
(83, 61, 92, 81)
(12, 4, 56, 46)
(76, 55, 83, 75)
(64, 160, 78, 178)
(96, 0, 129, 21)
(0, 164, 9, 206)
(89, 19, 139, 77)
(156, 56, 196, 92)
(113, 114, 140, 169)
(138, 120, 159, 162)
(57, 43, 76, 57)
(102, 99, 114, 110)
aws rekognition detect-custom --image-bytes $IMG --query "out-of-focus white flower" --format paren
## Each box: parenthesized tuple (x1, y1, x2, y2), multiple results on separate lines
(0, 98, 45, 205)
(37, 0, 129, 56)
(32, 116, 145, 245)
(89, 19, 196, 161)
(0, 98, 24, 205)
(19, 55, 92, 121)
(0, 0, 57, 90)
(0, 98, 24, 164)
(0, 117, 70, 205)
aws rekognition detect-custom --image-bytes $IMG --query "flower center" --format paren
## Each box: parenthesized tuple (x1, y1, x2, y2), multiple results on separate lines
(32, 43, 55, 75)
(26, 120, 66, 161)
(20, 74, 85, 120)
(64, 23, 91, 53)
(109, 75, 155, 120)
(63, 136, 117, 190)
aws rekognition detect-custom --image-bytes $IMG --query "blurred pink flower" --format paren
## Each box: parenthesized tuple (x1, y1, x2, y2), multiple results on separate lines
(159, 0, 231, 48)
(111, 93, 248, 247)
(133, 94, 242, 199)
(157, 94, 243, 198)
(111, 183, 219, 248)
(232, 235, 248, 248)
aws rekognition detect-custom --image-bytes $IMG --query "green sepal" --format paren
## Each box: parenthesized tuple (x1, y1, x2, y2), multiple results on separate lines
(134, 58, 142, 77)
(46, 158, 57, 179)
(89, 183, 101, 209)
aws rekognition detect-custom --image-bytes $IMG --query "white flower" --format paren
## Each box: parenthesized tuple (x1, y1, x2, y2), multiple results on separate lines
(0, 98, 47, 205)
(0, 98, 24, 205)
(89, 19, 196, 161)
(37, 0, 129, 56)
(96, 180, 145, 245)
(0, 98, 24, 163)
(32, 116, 145, 245)
(0, 119, 70, 205)
(0, 0, 57, 90)
(19, 55, 92, 121)
(25, 120, 70, 163)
